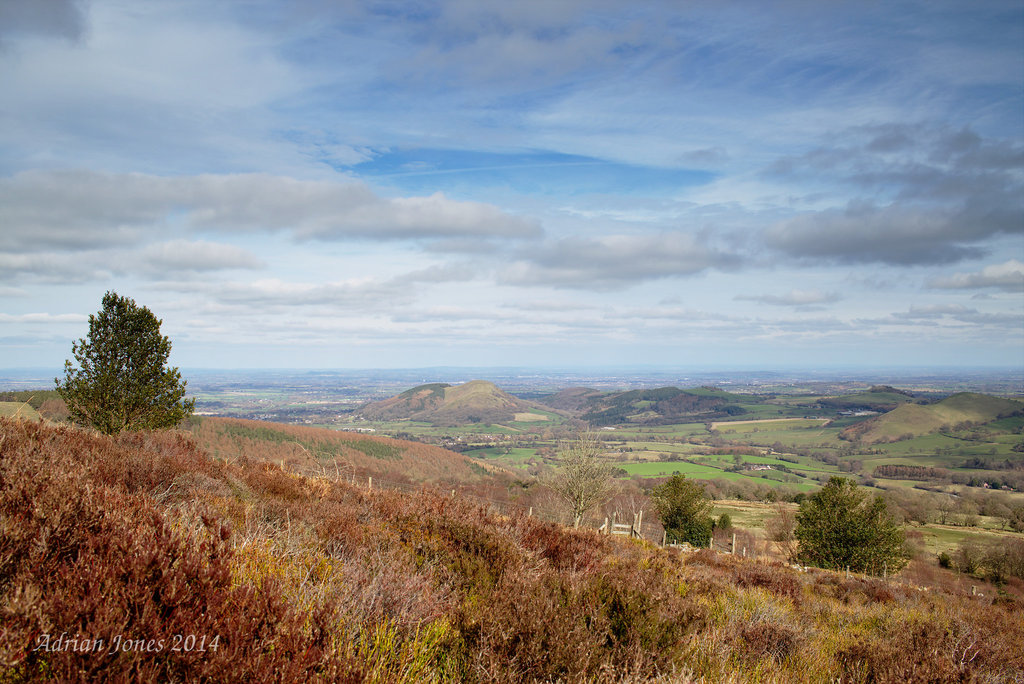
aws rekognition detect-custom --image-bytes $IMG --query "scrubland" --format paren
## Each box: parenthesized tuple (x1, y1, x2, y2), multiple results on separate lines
(2, 416, 1023, 683)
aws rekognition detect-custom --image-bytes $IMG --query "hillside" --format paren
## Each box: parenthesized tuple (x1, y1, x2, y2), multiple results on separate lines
(557, 386, 751, 426)
(0, 401, 40, 420)
(2, 417, 1022, 682)
(819, 385, 917, 411)
(842, 392, 1024, 444)
(187, 415, 506, 483)
(356, 379, 533, 426)
(539, 387, 603, 412)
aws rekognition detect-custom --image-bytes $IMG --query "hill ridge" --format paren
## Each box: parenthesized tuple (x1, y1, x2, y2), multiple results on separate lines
(356, 379, 534, 426)
(841, 392, 1024, 444)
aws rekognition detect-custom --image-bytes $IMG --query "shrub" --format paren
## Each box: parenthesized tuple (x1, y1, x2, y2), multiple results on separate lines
(795, 477, 908, 575)
(651, 474, 714, 546)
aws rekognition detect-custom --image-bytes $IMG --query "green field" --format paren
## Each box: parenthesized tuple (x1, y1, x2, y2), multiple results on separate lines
(0, 402, 41, 420)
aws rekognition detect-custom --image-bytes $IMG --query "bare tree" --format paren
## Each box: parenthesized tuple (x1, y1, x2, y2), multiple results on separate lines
(549, 433, 616, 528)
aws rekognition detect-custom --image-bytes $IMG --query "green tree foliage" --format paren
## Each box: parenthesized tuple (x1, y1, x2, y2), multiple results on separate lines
(795, 477, 908, 575)
(717, 513, 732, 530)
(56, 292, 195, 435)
(549, 433, 615, 528)
(651, 474, 713, 546)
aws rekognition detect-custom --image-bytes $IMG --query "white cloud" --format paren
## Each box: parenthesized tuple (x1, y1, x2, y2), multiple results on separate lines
(140, 240, 265, 273)
(0, 170, 541, 252)
(928, 259, 1024, 292)
(0, 312, 88, 324)
(0, 251, 113, 284)
(501, 233, 739, 290)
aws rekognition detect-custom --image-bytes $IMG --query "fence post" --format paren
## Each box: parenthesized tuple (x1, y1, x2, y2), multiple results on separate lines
(662, 530, 667, 547)
(528, 507, 533, 518)
(368, 476, 372, 491)
(731, 533, 736, 555)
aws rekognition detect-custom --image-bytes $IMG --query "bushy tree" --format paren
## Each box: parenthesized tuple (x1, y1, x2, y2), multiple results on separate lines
(56, 292, 194, 435)
(651, 474, 713, 546)
(549, 433, 615, 528)
(795, 477, 908, 574)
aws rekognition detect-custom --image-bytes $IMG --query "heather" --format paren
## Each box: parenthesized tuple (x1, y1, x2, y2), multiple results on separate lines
(2, 417, 1022, 682)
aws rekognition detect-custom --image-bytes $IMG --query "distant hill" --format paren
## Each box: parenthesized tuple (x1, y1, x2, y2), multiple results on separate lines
(819, 385, 917, 411)
(841, 392, 1024, 444)
(356, 379, 533, 426)
(539, 387, 604, 412)
(537, 386, 751, 426)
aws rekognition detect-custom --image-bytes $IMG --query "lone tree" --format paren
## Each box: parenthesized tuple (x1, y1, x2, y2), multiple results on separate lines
(795, 477, 908, 575)
(56, 291, 194, 435)
(650, 474, 714, 546)
(549, 433, 615, 528)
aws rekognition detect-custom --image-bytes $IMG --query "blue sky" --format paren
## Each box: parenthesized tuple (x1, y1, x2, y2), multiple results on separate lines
(1, 0, 1022, 371)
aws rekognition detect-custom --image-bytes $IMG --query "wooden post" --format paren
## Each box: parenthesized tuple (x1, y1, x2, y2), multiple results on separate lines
(528, 507, 533, 517)
(731, 533, 736, 555)
(451, 489, 455, 497)
(637, 510, 643, 536)
(662, 530, 667, 547)
(972, 585, 977, 596)
(742, 547, 746, 558)
(368, 476, 372, 491)
(846, 566, 850, 578)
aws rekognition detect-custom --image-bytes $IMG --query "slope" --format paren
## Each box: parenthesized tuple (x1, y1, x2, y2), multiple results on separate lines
(187, 415, 507, 483)
(356, 379, 534, 426)
(569, 386, 751, 426)
(2, 416, 1022, 682)
(842, 392, 1024, 444)
(819, 385, 917, 411)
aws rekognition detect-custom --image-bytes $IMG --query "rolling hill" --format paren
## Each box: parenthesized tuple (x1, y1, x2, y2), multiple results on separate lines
(818, 385, 917, 411)
(356, 379, 534, 426)
(841, 392, 1024, 444)
(537, 386, 752, 426)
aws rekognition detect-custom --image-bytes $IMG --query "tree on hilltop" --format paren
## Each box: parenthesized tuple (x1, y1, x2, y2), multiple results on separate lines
(795, 477, 908, 575)
(56, 291, 194, 435)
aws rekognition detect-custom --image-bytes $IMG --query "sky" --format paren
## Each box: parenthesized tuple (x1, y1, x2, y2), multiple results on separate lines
(1, 0, 1022, 371)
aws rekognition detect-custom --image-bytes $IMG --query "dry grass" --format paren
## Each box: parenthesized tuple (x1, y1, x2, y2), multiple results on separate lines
(2, 416, 1022, 683)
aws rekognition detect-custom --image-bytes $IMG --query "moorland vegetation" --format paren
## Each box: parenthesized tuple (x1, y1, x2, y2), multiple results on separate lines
(2, 416, 1023, 682)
